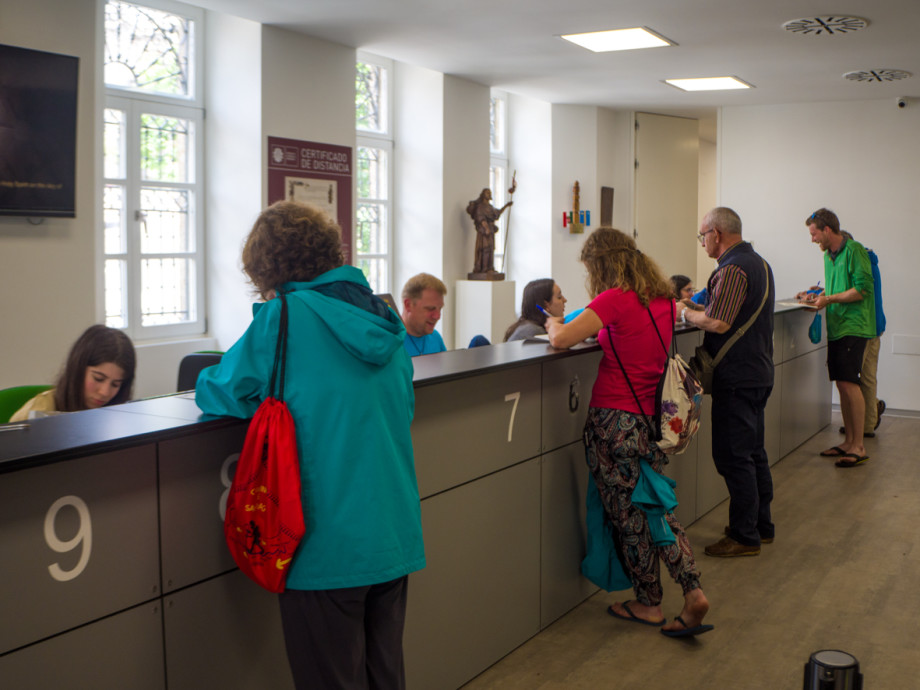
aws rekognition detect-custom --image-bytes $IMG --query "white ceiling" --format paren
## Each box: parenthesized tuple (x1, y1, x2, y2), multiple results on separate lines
(188, 0, 919, 128)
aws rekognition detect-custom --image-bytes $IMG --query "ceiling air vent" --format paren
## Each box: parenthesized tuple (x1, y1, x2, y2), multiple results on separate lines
(843, 69, 912, 83)
(782, 16, 868, 35)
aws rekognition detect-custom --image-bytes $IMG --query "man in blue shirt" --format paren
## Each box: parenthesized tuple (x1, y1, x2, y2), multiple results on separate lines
(401, 273, 447, 356)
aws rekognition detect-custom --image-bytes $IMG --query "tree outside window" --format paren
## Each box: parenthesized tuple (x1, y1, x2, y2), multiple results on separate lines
(102, 0, 204, 338)
(490, 92, 510, 272)
(355, 54, 393, 295)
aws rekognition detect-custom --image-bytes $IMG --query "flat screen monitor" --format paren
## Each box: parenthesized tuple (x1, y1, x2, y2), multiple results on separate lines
(0, 43, 79, 218)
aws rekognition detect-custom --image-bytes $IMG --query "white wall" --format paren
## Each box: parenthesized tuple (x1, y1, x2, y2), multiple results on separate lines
(0, 0, 99, 388)
(696, 132, 718, 287)
(442, 76, 491, 348)
(134, 336, 218, 395)
(501, 102, 635, 325)
(201, 27, 358, 355)
(392, 69, 489, 349)
(204, 11, 262, 352)
(550, 105, 636, 313)
(260, 27, 356, 151)
(394, 62, 444, 302)
(443, 75, 490, 282)
(596, 107, 634, 233)
(551, 105, 599, 312)
(720, 99, 920, 411)
(505, 93, 552, 317)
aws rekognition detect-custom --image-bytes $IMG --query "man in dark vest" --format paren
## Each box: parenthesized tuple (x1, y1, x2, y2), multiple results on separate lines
(679, 207, 775, 557)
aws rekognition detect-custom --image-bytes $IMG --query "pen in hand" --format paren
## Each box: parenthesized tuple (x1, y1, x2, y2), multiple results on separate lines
(804, 281, 823, 303)
(536, 304, 559, 345)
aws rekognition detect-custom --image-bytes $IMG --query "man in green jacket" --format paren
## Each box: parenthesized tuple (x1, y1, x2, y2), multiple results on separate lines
(801, 208, 876, 468)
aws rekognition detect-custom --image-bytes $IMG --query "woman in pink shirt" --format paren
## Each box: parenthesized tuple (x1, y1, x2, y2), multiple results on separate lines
(547, 227, 712, 638)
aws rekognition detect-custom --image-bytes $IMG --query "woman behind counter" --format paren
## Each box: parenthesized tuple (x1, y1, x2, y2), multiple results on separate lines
(195, 201, 425, 688)
(671, 273, 706, 312)
(10, 325, 136, 422)
(503, 278, 567, 341)
(669, 274, 695, 301)
(546, 227, 712, 638)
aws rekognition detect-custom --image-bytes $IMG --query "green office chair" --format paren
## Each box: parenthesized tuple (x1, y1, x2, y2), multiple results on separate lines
(0, 385, 53, 423)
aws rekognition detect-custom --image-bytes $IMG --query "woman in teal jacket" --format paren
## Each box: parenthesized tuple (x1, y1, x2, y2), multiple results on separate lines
(196, 201, 425, 689)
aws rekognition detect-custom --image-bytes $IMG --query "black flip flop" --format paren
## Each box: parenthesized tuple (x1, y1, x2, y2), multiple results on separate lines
(835, 454, 869, 468)
(607, 601, 665, 627)
(660, 615, 714, 638)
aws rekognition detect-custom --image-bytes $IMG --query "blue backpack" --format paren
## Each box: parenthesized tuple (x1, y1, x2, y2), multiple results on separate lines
(866, 248, 886, 336)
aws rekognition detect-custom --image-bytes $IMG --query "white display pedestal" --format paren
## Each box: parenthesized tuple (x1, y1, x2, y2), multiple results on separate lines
(455, 280, 516, 348)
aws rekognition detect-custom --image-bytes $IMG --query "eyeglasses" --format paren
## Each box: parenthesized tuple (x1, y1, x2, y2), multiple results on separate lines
(697, 228, 715, 244)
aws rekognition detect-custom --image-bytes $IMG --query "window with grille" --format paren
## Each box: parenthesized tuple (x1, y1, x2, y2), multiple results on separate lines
(102, 0, 205, 338)
(490, 91, 510, 273)
(355, 53, 393, 295)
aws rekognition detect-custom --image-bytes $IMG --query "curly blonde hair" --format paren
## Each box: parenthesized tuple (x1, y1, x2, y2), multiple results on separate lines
(579, 227, 672, 307)
(242, 201, 344, 299)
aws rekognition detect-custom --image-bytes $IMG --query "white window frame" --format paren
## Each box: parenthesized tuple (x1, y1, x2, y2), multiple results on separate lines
(101, 0, 206, 340)
(490, 90, 510, 273)
(355, 51, 394, 295)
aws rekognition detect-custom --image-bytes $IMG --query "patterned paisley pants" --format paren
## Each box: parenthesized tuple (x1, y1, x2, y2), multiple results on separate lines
(584, 407, 701, 606)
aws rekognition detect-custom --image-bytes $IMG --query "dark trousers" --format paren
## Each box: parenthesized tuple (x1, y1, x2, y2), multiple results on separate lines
(711, 386, 774, 546)
(278, 576, 409, 690)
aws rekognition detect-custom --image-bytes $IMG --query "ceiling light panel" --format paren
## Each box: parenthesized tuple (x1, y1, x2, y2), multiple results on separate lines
(560, 27, 673, 52)
(664, 77, 753, 92)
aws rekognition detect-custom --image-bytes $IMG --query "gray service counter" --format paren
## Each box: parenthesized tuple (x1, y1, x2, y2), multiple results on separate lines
(0, 303, 829, 690)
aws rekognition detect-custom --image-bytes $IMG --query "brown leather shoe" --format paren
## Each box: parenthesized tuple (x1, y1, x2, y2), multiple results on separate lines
(705, 536, 760, 557)
(724, 526, 773, 544)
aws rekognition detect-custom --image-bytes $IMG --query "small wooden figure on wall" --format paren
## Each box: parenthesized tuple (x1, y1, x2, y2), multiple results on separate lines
(562, 180, 591, 234)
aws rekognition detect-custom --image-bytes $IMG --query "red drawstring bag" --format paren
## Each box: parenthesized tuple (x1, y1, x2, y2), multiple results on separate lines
(224, 294, 305, 593)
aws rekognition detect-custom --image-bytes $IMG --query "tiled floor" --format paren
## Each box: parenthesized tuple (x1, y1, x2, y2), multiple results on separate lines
(461, 412, 915, 689)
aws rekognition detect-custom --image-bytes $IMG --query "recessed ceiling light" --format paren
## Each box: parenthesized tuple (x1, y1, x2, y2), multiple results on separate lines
(560, 27, 673, 52)
(664, 76, 753, 92)
(783, 16, 868, 36)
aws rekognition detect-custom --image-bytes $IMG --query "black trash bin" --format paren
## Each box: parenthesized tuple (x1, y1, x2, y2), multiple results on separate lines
(803, 650, 863, 689)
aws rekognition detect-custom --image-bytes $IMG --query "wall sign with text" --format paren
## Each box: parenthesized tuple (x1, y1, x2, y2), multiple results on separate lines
(267, 136, 353, 263)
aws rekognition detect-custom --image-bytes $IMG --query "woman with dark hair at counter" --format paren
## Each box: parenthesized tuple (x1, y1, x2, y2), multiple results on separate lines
(195, 200, 425, 688)
(669, 274, 696, 301)
(546, 227, 713, 638)
(503, 278, 567, 341)
(671, 274, 706, 313)
(10, 325, 136, 422)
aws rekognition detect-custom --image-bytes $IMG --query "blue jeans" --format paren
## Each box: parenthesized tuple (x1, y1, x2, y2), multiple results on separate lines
(710, 386, 774, 546)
